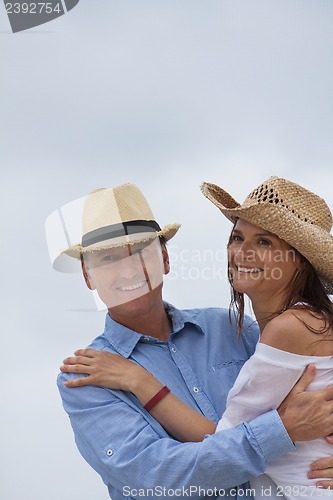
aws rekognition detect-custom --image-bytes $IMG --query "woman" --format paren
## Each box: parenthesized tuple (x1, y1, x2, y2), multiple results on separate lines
(61, 177, 333, 499)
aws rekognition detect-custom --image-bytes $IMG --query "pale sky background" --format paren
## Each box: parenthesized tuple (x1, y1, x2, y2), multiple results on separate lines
(1, 1, 333, 499)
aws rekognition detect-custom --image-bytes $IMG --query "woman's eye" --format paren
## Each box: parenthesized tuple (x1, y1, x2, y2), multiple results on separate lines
(258, 239, 271, 246)
(231, 234, 242, 242)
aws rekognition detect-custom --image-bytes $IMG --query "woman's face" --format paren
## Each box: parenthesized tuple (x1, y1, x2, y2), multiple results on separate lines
(228, 219, 300, 300)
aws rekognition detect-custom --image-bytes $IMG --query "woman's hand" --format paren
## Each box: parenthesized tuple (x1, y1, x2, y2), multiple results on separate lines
(60, 348, 216, 442)
(60, 348, 151, 392)
(309, 445, 333, 489)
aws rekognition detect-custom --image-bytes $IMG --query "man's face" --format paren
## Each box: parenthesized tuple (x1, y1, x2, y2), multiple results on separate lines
(82, 238, 169, 309)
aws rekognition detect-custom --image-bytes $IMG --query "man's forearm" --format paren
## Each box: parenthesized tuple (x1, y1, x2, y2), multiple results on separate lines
(58, 376, 294, 495)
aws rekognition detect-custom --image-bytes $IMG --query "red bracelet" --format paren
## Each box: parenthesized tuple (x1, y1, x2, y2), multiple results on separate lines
(144, 386, 171, 412)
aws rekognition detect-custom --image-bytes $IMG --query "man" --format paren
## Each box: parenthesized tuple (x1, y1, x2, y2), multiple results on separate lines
(52, 183, 333, 499)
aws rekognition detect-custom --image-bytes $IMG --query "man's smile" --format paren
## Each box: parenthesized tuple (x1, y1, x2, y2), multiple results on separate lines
(116, 280, 148, 292)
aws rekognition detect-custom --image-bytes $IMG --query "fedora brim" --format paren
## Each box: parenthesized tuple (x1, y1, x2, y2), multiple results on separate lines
(52, 223, 180, 272)
(202, 182, 333, 294)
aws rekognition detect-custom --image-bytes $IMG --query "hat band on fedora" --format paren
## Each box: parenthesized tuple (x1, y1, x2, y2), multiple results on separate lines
(82, 220, 162, 248)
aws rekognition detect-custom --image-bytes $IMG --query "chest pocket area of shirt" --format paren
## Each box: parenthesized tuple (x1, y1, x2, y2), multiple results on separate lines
(209, 359, 246, 372)
(207, 359, 247, 415)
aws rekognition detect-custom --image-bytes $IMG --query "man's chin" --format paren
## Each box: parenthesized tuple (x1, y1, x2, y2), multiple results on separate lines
(108, 295, 145, 309)
(106, 283, 163, 314)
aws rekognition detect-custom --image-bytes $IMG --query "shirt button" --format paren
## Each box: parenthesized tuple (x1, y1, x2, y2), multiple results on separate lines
(171, 347, 177, 353)
(193, 387, 199, 393)
(106, 449, 113, 456)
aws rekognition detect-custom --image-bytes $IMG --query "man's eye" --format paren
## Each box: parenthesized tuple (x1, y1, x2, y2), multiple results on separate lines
(134, 248, 147, 255)
(102, 255, 114, 262)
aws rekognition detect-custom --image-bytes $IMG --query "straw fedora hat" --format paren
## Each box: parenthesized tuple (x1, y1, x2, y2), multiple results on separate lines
(201, 176, 333, 293)
(63, 183, 180, 259)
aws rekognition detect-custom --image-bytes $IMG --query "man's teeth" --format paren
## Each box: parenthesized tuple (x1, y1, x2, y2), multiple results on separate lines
(118, 281, 147, 291)
(237, 267, 262, 273)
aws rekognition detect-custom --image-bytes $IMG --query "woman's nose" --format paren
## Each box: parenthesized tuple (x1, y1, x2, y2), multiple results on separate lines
(235, 241, 253, 260)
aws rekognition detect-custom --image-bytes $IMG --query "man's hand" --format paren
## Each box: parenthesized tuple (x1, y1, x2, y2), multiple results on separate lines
(309, 452, 333, 489)
(278, 364, 333, 443)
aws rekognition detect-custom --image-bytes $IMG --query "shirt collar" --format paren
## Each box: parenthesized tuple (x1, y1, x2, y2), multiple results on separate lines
(103, 302, 205, 358)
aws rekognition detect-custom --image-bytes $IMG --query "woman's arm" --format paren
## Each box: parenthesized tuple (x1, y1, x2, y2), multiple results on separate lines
(60, 348, 216, 441)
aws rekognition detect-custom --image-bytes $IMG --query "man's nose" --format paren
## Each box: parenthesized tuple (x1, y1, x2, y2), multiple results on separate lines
(117, 254, 144, 278)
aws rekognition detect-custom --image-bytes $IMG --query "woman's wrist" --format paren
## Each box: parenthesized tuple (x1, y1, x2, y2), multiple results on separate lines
(126, 366, 161, 393)
(127, 369, 164, 404)
(144, 386, 171, 412)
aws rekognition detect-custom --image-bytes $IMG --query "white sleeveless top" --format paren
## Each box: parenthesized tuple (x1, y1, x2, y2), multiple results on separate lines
(216, 343, 333, 500)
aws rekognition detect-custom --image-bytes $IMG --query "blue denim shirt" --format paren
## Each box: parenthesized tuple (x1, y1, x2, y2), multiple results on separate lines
(57, 304, 294, 499)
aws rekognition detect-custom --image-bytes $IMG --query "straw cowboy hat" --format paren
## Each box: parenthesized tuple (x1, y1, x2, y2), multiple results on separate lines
(201, 176, 333, 293)
(63, 183, 180, 259)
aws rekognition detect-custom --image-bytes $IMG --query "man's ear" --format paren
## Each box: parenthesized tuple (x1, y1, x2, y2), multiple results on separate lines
(80, 254, 96, 290)
(162, 245, 170, 275)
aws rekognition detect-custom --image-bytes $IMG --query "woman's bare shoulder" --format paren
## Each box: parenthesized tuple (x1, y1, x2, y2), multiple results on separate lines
(260, 308, 332, 356)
